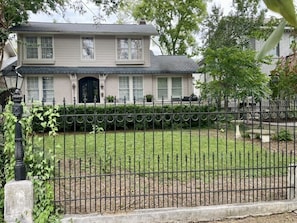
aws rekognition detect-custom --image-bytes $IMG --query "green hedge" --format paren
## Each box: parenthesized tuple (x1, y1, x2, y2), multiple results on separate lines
(32, 104, 219, 133)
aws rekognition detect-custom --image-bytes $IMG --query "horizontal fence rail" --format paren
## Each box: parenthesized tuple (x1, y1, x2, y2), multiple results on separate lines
(34, 98, 297, 214)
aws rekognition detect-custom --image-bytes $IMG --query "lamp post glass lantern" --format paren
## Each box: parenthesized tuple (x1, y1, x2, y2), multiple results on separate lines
(4, 66, 26, 181)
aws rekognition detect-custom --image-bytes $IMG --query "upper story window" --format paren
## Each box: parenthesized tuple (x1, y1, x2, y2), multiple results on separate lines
(81, 37, 95, 60)
(25, 36, 53, 60)
(116, 38, 143, 64)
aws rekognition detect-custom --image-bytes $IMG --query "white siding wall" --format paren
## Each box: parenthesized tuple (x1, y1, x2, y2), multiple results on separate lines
(255, 30, 293, 75)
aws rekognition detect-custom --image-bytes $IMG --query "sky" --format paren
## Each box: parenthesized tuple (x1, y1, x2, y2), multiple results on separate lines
(27, 0, 284, 57)
(28, 0, 281, 24)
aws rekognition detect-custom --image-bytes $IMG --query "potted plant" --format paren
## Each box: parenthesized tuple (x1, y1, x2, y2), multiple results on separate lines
(106, 95, 114, 103)
(145, 94, 153, 102)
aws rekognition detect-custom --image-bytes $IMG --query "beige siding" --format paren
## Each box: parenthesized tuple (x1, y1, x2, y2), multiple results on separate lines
(54, 75, 73, 104)
(17, 33, 194, 105)
(19, 34, 151, 67)
(22, 73, 194, 105)
(103, 74, 194, 102)
(105, 75, 118, 98)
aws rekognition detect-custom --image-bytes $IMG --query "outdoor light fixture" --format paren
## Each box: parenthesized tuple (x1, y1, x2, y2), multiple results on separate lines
(3, 65, 26, 181)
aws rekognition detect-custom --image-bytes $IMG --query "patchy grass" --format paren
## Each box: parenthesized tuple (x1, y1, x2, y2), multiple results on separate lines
(37, 129, 296, 179)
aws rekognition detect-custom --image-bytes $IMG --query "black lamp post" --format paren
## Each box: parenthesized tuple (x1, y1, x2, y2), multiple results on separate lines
(3, 65, 26, 181)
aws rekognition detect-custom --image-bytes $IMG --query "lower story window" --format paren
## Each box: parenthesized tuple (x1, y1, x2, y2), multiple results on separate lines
(27, 76, 54, 102)
(157, 77, 182, 100)
(119, 76, 143, 102)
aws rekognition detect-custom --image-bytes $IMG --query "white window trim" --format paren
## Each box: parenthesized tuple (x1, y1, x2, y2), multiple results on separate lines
(115, 37, 144, 64)
(23, 36, 55, 64)
(26, 76, 54, 103)
(118, 75, 144, 102)
(81, 36, 96, 60)
(157, 77, 183, 101)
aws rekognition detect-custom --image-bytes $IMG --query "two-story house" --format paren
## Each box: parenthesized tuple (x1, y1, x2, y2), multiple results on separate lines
(252, 26, 295, 75)
(9, 22, 198, 105)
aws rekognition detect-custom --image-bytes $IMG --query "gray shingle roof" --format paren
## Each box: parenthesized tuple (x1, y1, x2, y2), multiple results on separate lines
(11, 22, 158, 36)
(18, 52, 198, 75)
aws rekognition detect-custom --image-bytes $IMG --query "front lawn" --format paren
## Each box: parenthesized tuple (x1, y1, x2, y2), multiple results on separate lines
(37, 129, 296, 179)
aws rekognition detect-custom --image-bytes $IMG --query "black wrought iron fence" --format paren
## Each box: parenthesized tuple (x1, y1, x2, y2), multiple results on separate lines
(36, 98, 297, 214)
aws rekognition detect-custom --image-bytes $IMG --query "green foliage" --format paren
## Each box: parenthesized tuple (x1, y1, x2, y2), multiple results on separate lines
(202, 0, 268, 50)
(41, 103, 217, 132)
(0, 189, 3, 223)
(130, 0, 207, 56)
(145, 94, 153, 102)
(1, 101, 61, 222)
(269, 45, 297, 99)
(198, 46, 271, 102)
(258, 0, 297, 59)
(275, 129, 293, 141)
(256, 19, 287, 60)
(198, 0, 273, 108)
(106, 95, 115, 103)
(44, 130, 294, 180)
(263, 0, 297, 27)
(0, 0, 68, 71)
(0, 0, 122, 72)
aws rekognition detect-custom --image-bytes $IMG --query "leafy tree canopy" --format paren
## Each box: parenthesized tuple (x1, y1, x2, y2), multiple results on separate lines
(198, 46, 271, 102)
(130, 0, 207, 56)
(1, 0, 65, 42)
(0, 0, 121, 68)
(197, 0, 274, 105)
(270, 45, 297, 99)
(202, 0, 272, 50)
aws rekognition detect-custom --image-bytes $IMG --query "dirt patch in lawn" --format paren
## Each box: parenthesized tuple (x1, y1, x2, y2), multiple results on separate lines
(54, 131, 296, 217)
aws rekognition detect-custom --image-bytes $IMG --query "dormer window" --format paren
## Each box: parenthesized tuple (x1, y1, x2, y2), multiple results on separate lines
(24, 36, 54, 64)
(81, 37, 95, 60)
(116, 37, 144, 64)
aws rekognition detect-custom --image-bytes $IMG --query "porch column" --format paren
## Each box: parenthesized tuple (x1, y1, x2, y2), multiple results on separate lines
(69, 73, 77, 103)
(99, 74, 107, 103)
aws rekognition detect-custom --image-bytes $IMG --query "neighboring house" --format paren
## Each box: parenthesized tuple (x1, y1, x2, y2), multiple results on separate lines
(1, 40, 17, 72)
(0, 40, 17, 107)
(195, 25, 295, 98)
(10, 22, 198, 105)
(251, 26, 295, 75)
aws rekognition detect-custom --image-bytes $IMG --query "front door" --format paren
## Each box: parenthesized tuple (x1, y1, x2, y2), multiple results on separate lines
(79, 77, 99, 103)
